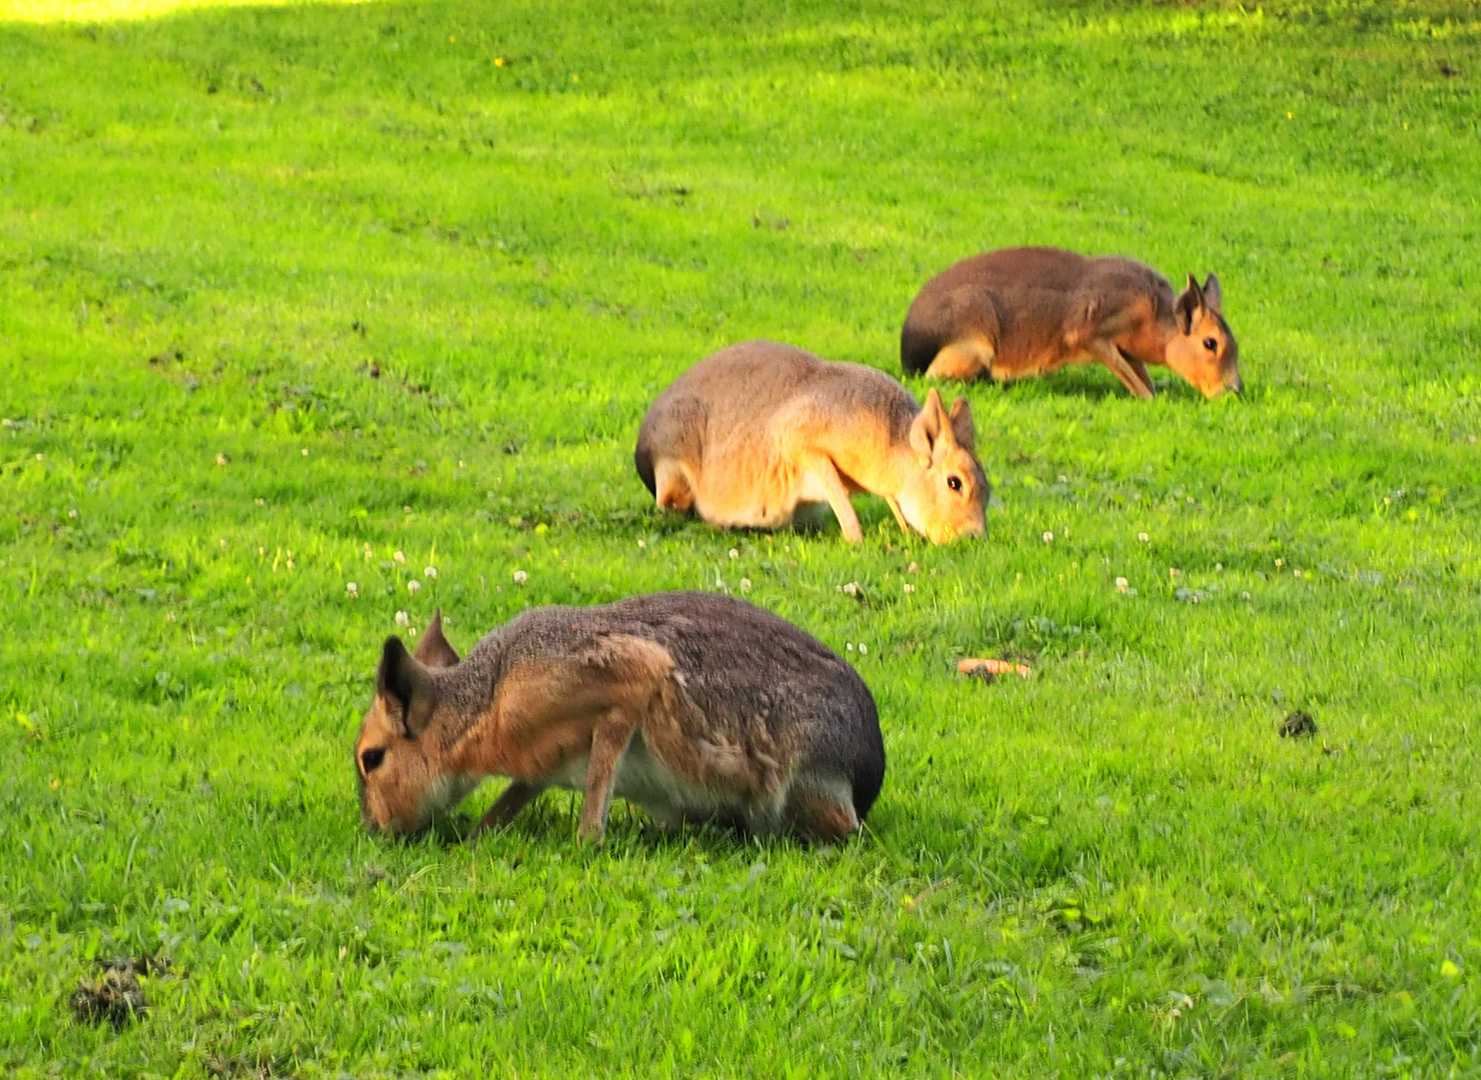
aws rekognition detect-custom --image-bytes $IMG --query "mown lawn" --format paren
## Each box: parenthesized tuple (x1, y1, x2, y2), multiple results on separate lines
(1, 0, 1479, 1075)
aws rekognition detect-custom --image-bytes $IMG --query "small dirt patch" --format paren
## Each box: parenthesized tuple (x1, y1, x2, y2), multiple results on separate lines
(1279, 710, 1317, 738)
(69, 955, 173, 1029)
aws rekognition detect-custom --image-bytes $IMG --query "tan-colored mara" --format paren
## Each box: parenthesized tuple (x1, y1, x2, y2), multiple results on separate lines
(900, 247, 1242, 399)
(354, 594, 887, 843)
(634, 340, 989, 544)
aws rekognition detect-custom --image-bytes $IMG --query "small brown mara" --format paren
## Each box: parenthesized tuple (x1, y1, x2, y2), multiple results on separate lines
(635, 340, 988, 544)
(354, 594, 887, 843)
(900, 246, 1242, 399)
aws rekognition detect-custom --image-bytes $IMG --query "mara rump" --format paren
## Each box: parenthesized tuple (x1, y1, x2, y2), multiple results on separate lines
(635, 340, 988, 544)
(900, 246, 1242, 399)
(354, 594, 886, 843)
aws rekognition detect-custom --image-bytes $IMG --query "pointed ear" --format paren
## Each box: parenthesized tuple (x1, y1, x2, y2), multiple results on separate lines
(413, 609, 461, 669)
(376, 636, 438, 738)
(1174, 273, 1203, 334)
(910, 389, 948, 463)
(1201, 273, 1222, 313)
(947, 397, 975, 454)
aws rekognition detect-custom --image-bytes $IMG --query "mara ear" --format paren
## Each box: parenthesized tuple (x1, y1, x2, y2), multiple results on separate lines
(376, 636, 439, 738)
(413, 609, 461, 669)
(947, 397, 975, 454)
(1201, 273, 1222, 313)
(909, 389, 948, 463)
(1174, 273, 1204, 334)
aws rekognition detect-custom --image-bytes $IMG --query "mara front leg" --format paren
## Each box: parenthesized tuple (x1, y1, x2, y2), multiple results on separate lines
(579, 707, 639, 841)
(1088, 339, 1156, 400)
(468, 780, 545, 840)
(795, 451, 863, 542)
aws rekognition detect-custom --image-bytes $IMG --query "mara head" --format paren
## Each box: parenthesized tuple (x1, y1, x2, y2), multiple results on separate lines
(1165, 274, 1242, 399)
(355, 611, 472, 836)
(898, 389, 989, 544)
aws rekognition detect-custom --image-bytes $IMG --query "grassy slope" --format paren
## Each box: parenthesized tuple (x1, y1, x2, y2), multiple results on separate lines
(1, 0, 1479, 1075)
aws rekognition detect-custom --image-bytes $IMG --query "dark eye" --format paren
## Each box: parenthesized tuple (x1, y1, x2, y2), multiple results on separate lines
(1202, 337, 1218, 352)
(360, 747, 386, 774)
(947, 475, 963, 493)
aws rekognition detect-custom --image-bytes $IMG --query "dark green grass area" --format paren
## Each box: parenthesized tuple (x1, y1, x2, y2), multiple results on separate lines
(3, 0, 1481, 1075)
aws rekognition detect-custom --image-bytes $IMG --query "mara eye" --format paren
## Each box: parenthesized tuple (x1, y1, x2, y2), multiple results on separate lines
(1202, 337, 1218, 352)
(360, 747, 386, 774)
(947, 475, 963, 493)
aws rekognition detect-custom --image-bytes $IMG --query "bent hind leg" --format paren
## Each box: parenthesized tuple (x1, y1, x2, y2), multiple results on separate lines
(787, 783, 860, 842)
(924, 338, 994, 381)
(653, 459, 697, 513)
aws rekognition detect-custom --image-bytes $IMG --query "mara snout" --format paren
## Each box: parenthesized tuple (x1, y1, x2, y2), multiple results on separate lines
(900, 247, 1242, 400)
(634, 340, 989, 544)
(354, 595, 886, 844)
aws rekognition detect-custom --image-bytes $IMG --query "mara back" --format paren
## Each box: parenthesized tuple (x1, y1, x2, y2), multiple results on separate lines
(635, 339, 919, 509)
(901, 247, 1173, 376)
(474, 591, 886, 821)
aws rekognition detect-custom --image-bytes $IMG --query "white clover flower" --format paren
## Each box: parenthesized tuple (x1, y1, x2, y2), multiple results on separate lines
(1293, 569, 1303, 579)
(215, 453, 228, 466)
(1137, 532, 1150, 543)
(858, 643, 868, 655)
(1115, 577, 1129, 593)
(728, 549, 739, 560)
(301, 448, 309, 457)
(903, 583, 916, 594)
(512, 569, 528, 585)
(395, 611, 410, 626)
(346, 582, 359, 598)
(739, 578, 752, 592)
(393, 550, 406, 564)
(1042, 531, 1054, 543)
(407, 580, 421, 595)
(424, 566, 438, 579)
(845, 643, 854, 651)
(1241, 591, 1252, 601)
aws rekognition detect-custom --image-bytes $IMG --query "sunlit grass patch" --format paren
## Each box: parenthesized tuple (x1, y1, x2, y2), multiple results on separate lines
(0, 0, 371, 22)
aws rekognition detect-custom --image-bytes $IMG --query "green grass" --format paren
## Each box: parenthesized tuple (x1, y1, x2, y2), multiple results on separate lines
(3, 0, 1480, 1075)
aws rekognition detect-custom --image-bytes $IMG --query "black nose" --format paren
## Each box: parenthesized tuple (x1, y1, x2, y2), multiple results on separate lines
(1227, 373, 1245, 395)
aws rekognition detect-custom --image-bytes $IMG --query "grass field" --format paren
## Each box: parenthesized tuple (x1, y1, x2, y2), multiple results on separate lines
(2, 0, 1480, 1075)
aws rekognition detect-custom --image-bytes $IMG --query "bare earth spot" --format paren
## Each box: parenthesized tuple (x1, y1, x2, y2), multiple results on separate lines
(69, 955, 171, 1029)
(1279, 710, 1317, 738)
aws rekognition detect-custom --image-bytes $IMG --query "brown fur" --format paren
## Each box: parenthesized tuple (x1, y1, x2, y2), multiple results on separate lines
(634, 340, 989, 544)
(354, 595, 886, 844)
(900, 247, 1242, 399)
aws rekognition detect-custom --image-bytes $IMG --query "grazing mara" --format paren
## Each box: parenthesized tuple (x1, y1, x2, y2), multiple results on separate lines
(635, 340, 988, 544)
(355, 596, 886, 843)
(901, 246, 1242, 399)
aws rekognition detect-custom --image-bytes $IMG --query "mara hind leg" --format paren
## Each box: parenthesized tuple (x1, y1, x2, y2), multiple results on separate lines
(924, 337, 995, 381)
(653, 459, 697, 513)
(786, 784, 860, 842)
